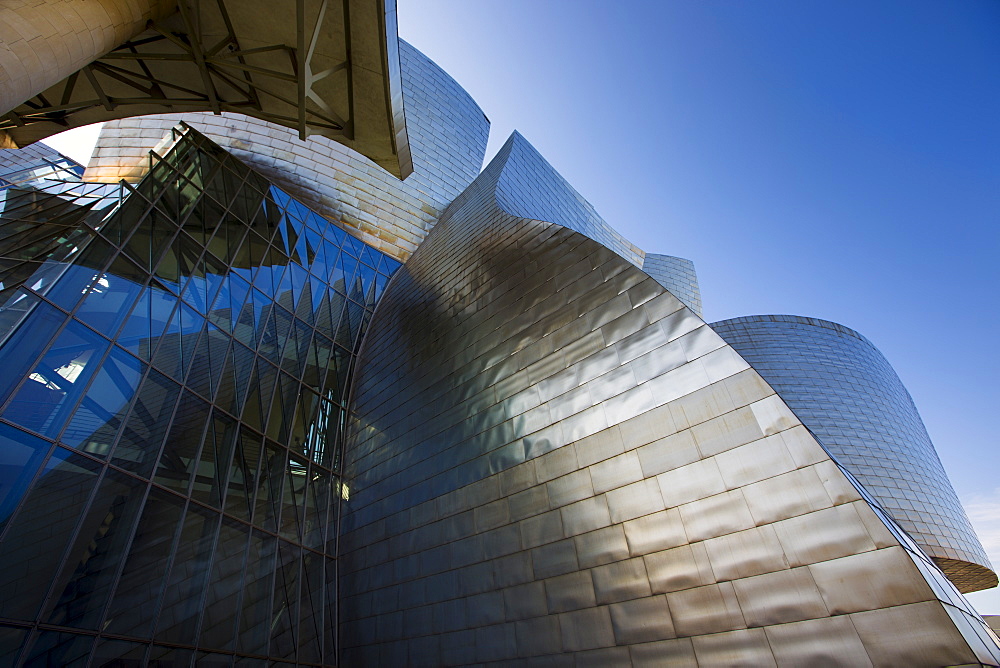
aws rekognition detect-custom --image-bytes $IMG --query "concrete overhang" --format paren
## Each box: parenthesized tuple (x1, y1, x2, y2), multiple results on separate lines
(0, 0, 412, 179)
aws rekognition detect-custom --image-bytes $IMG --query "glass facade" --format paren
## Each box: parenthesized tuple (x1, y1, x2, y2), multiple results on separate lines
(0, 125, 399, 666)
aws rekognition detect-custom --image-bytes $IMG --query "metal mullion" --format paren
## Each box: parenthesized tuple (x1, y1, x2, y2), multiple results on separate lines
(46, 317, 136, 448)
(30, 459, 120, 634)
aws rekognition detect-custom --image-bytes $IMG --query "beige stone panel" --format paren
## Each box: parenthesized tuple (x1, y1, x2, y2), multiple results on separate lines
(575, 525, 630, 569)
(622, 508, 688, 557)
(592, 557, 652, 604)
(644, 543, 715, 594)
(559, 607, 615, 652)
(703, 524, 789, 581)
(677, 489, 755, 543)
(742, 465, 835, 525)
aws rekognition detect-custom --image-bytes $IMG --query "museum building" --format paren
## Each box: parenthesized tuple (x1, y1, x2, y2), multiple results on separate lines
(0, 1, 998, 665)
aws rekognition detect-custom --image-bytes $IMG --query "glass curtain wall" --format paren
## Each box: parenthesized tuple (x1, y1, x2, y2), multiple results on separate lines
(0, 126, 400, 666)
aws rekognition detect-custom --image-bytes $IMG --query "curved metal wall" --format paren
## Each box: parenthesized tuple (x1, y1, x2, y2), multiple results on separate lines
(711, 314, 996, 593)
(641, 254, 702, 317)
(85, 40, 490, 263)
(338, 132, 999, 665)
(493, 132, 644, 267)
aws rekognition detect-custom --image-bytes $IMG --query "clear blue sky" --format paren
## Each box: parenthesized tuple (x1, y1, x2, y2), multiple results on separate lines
(45, 0, 1000, 612)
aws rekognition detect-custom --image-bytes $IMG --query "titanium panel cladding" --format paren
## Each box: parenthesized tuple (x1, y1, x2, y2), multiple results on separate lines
(339, 131, 999, 666)
(712, 314, 996, 593)
(86, 41, 490, 263)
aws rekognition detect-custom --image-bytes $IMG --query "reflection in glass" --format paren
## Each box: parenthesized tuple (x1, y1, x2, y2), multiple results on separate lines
(0, 126, 402, 664)
(0, 448, 101, 621)
(3, 319, 111, 438)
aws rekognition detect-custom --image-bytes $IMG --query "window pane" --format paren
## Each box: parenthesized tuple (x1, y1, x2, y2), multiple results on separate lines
(112, 368, 179, 478)
(3, 319, 111, 439)
(0, 422, 50, 533)
(103, 487, 184, 638)
(0, 447, 101, 621)
(43, 468, 147, 629)
(61, 346, 146, 456)
(0, 300, 65, 407)
(198, 517, 249, 652)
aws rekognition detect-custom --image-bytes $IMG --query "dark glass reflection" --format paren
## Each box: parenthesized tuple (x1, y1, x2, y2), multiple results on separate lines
(0, 125, 401, 665)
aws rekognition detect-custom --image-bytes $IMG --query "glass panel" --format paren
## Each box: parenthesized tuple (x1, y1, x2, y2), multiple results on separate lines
(269, 540, 300, 660)
(0, 625, 28, 666)
(3, 319, 111, 439)
(151, 301, 203, 384)
(74, 254, 147, 337)
(119, 281, 178, 360)
(225, 428, 261, 523)
(0, 288, 39, 344)
(112, 368, 180, 478)
(265, 374, 295, 443)
(253, 442, 285, 533)
(123, 207, 177, 272)
(46, 239, 115, 313)
(186, 324, 228, 402)
(61, 346, 145, 456)
(323, 556, 337, 662)
(197, 651, 234, 668)
(90, 638, 147, 665)
(103, 487, 184, 638)
(191, 410, 237, 508)
(43, 468, 147, 629)
(21, 630, 93, 668)
(0, 422, 50, 533)
(0, 300, 65, 407)
(228, 342, 255, 418)
(155, 503, 219, 644)
(298, 551, 323, 664)
(279, 453, 308, 541)
(153, 390, 210, 495)
(148, 644, 194, 667)
(237, 530, 276, 656)
(0, 447, 101, 621)
(301, 468, 330, 551)
(197, 517, 249, 652)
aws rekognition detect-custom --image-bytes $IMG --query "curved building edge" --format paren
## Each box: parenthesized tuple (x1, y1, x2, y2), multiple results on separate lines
(711, 314, 997, 593)
(641, 254, 702, 317)
(338, 134, 1000, 664)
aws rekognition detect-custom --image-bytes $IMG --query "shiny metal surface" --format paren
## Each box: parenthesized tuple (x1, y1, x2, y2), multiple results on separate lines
(641, 254, 703, 317)
(713, 314, 996, 593)
(339, 131, 998, 665)
(86, 40, 490, 262)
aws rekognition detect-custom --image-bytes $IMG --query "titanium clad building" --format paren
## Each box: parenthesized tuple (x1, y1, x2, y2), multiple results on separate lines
(711, 315, 996, 593)
(0, 1, 998, 666)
